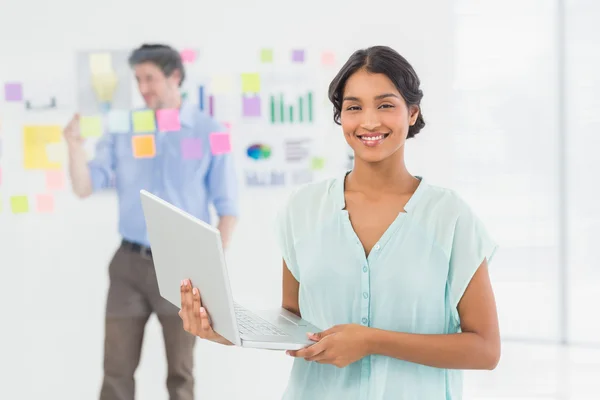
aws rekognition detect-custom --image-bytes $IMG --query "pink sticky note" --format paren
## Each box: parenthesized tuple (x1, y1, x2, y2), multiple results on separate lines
(180, 49, 196, 63)
(181, 137, 203, 159)
(321, 51, 335, 66)
(46, 170, 65, 190)
(209, 132, 231, 155)
(157, 109, 181, 132)
(36, 194, 54, 213)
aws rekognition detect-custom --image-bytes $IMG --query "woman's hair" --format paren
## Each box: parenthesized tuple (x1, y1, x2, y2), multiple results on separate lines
(328, 46, 425, 138)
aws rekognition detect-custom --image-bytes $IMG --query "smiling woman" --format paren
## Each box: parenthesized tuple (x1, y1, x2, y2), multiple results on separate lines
(178, 45, 500, 400)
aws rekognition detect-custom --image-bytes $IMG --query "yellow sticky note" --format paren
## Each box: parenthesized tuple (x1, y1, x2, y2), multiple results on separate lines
(311, 157, 325, 170)
(260, 49, 273, 63)
(241, 73, 260, 93)
(89, 53, 113, 75)
(132, 110, 156, 133)
(132, 135, 156, 158)
(23, 125, 62, 170)
(80, 115, 103, 138)
(10, 195, 29, 214)
(211, 75, 233, 94)
(91, 72, 118, 103)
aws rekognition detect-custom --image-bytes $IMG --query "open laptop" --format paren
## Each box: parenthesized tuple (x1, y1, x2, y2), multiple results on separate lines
(140, 190, 320, 351)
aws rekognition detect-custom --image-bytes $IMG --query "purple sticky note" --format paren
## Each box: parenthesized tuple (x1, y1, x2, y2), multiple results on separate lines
(181, 137, 203, 159)
(292, 50, 305, 63)
(242, 96, 261, 117)
(157, 109, 181, 132)
(5, 83, 23, 101)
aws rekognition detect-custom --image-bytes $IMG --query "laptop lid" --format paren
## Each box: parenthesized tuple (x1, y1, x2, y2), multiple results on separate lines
(139, 190, 242, 346)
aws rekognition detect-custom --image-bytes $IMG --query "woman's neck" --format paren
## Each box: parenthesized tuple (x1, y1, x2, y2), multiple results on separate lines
(347, 151, 417, 195)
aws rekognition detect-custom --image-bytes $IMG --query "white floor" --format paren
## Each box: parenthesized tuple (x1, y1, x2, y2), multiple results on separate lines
(463, 342, 599, 400)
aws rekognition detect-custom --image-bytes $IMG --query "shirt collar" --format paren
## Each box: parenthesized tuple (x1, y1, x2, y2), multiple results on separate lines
(334, 170, 428, 213)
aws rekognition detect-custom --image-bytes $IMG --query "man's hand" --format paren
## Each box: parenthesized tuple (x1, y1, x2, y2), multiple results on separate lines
(286, 324, 371, 368)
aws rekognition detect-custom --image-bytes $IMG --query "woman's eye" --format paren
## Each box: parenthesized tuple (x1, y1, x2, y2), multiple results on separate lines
(347, 106, 360, 111)
(379, 104, 394, 109)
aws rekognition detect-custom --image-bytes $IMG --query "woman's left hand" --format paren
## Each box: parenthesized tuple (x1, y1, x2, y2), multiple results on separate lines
(286, 324, 371, 368)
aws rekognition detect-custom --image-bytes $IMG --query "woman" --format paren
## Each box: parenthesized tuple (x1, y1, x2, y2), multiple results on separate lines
(179, 45, 500, 399)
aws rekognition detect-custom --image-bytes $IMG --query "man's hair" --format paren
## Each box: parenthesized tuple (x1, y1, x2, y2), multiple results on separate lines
(128, 44, 185, 87)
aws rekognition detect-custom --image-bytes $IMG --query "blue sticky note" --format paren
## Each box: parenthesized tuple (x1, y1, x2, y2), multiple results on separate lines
(107, 110, 131, 134)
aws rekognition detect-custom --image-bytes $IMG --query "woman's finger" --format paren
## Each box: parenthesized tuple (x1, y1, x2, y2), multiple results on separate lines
(200, 307, 213, 335)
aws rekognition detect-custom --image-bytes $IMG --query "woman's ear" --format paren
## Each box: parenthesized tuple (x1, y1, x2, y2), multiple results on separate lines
(409, 105, 420, 126)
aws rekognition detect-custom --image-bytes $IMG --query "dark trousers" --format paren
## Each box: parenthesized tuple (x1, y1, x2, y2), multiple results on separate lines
(99, 244, 196, 400)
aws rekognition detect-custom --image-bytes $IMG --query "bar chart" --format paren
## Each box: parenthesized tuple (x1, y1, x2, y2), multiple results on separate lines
(269, 92, 313, 124)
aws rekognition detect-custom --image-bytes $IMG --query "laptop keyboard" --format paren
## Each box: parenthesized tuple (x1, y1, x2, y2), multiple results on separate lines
(234, 303, 288, 336)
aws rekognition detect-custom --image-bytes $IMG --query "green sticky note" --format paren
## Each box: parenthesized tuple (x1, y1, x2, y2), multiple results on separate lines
(10, 195, 29, 214)
(260, 49, 273, 63)
(241, 73, 261, 93)
(132, 110, 156, 133)
(311, 157, 325, 170)
(80, 116, 103, 138)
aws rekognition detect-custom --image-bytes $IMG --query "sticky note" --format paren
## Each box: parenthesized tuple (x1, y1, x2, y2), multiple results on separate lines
(132, 110, 156, 133)
(181, 138, 203, 160)
(292, 50, 305, 63)
(211, 75, 233, 94)
(80, 115, 103, 138)
(89, 53, 113, 75)
(311, 157, 325, 170)
(242, 96, 261, 117)
(46, 142, 68, 163)
(180, 49, 196, 63)
(241, 73, 260, 94)
(46, 170, 65, 191)
(209, 132, 231, 155)
(10, 195, 29, 214)
(321, 51, 335, 66)
(156, 109, 180, 132)
(260, 49, 273, 63)
(36, 194, 54, 213)
(23, 125, 62, 170)
(132, 135, 156, 158)
(107, 110, 131, 133)
(5, 83, 23, 101)
(91, 72, 118, 103)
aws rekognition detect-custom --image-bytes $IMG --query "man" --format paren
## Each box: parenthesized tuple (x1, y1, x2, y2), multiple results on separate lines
(63, 43, 239, 400)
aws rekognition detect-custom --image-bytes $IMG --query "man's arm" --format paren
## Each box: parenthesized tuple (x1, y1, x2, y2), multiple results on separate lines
(366, 260, 500, 370)
(64, 114, 114, 198)
(206, 150, 239, 249)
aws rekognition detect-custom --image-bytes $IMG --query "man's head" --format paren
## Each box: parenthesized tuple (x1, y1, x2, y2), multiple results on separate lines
(128, 44, 185, 110)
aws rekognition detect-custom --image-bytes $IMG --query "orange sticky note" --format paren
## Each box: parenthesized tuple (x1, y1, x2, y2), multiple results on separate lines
(46, 170, 65, 190)
(209, 132, 231, 155)
(132, 135, 156, 158)
(36, 194, 54, 213)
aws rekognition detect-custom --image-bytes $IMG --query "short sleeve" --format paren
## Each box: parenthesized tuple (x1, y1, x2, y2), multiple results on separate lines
(448, 204, 498, 310)
(275, 194, 301, 282)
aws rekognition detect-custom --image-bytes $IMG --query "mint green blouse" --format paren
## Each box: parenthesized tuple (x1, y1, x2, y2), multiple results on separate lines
(275, 172, 498, 400)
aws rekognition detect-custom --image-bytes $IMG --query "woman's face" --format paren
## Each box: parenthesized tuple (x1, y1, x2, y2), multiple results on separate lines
(340, 69, 419, 164)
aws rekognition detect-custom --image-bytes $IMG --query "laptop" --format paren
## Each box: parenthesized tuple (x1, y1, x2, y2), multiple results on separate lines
(140, 190, 321, 351)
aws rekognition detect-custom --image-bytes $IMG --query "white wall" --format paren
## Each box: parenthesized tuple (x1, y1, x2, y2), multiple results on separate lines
(0, 1, 454, 399)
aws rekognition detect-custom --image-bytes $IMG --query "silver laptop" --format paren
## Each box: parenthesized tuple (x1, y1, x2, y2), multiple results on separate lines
(140, 190, 320, 351)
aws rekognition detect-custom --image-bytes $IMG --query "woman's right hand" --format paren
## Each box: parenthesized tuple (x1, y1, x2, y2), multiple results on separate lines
(179, 279, 233, 345)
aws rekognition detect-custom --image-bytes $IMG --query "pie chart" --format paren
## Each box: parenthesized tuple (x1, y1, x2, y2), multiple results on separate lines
(246, 143, 272, 160)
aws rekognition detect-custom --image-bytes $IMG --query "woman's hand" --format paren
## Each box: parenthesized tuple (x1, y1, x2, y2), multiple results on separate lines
(178, 279, 233, 345)
(286, 324, 372, 368)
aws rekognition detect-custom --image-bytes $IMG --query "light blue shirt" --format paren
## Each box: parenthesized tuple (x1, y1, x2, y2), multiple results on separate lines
(275, 171, 498, 400)
(88, 101, 239, 247)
